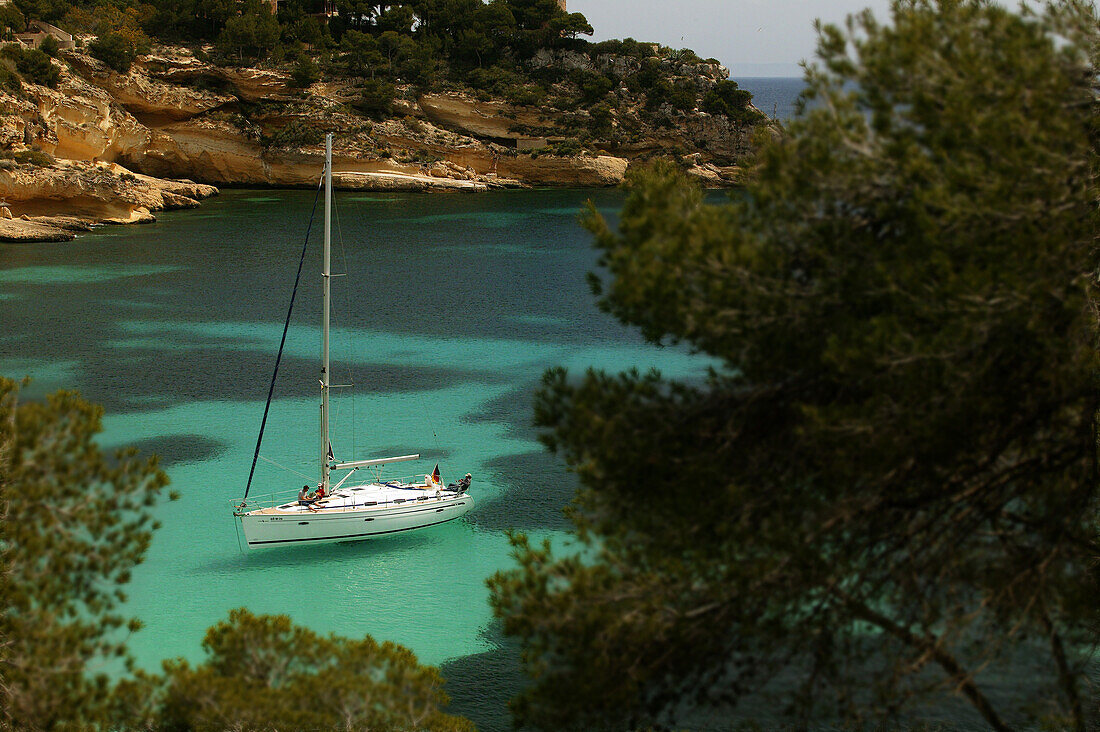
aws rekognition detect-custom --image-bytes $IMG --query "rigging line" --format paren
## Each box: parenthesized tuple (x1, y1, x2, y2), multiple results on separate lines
(258, 454, 315, 482)
(233, 512, 243, 554)
(242, 174, 325, 501)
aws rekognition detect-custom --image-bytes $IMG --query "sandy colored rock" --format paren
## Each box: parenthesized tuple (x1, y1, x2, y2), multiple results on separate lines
(0, 159, 216, 234)
(152, 60, 293, 103)
(497, 154, 629, 186)
(419, 93, 547, 141)
(0, 40, 772, 241)
(160, 190, 200, 209)
(686, 164, 722, 184)
(102, 206, 155, 225)
(68, 53, 235, 122)
(135, 120, 270, 184)
(332, 170, 487, 191)
(5, 64, 151, 163)
(0, 217, 75, 242)
(8, 43, 764, 192)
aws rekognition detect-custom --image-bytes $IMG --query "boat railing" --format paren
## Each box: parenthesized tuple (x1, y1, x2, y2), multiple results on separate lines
(234, 474, 459, 514)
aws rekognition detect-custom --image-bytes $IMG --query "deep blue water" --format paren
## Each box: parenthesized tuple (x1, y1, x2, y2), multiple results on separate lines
(737, 76, 806, 121)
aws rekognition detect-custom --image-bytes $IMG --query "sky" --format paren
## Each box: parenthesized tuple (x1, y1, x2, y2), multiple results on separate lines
(570, 0, 894, 77)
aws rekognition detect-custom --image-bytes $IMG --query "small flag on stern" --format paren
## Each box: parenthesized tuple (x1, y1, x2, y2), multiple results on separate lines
(432, 464, 441, 485)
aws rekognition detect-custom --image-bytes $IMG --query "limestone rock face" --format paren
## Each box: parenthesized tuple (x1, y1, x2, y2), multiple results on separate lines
(102, 205, 155, 225)
(0, 96, 38, 151)
(0, 158, 216, 240)
(530, 48, 594, 72)
(681, 112, 758, 160)
(68, 53, 235, 122)
(134, 119, 268, 184)
(145, 53, 294, 104)
(215, 67, 294, 103)
(333, 170, 487, 191)
(0, 40, 772, 239)
(594, 53, 642, 78)
(0, 216, 78, 241)
(418, 93, 546, 141)
(498, 154, 628, 186)
(2, 60, 151, 163)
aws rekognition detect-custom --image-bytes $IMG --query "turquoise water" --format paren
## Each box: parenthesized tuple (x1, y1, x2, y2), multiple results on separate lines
(0, 188, 714, 730)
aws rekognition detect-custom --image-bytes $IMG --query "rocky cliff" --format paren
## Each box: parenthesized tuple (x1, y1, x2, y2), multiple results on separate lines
(0, 41, 771, 241)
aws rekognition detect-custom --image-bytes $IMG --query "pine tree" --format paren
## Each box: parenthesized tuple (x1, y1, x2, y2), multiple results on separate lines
(153, 609, 475, 731)
(0, 377, 172, 729)
(490, 1, 1100, 729)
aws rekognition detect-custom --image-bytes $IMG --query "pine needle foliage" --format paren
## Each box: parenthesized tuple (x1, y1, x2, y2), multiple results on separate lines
(151, 608, 476, 732)
(0, 377, 171, 730)
(489, 1, 1100, 729)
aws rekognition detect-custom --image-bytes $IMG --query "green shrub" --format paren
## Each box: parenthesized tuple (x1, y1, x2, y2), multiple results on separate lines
(589, 37, 649, 59)
(466, 64, 524, 94)
(38, 33, 58, 58)
(289, 53, 320, 88)
(0, 5, 24, 37)
(2, 148, 55, 166)
(645, 78, 696, 114)
(668, 48, 703, 64)
(351, 78, 395, 119)
(503, 83, 545, 107)
(569, 69, 614, 105)
(410, 149, 439, 164)
(589, 104, 613, 137)
(0, 44, 58, 87)
(0, 63, 20, 93)
(263, 119, 325, 149)
(632, 57, 663, 91)
(88, 32, 139, 73)
(550, 138, 581, 157)
(702, 80, 764, 124)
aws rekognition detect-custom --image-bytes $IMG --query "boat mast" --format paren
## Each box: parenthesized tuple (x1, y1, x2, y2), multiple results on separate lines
(320, 133, 332, 493)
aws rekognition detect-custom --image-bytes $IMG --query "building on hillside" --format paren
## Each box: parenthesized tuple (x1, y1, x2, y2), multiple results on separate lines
(12, 21, 74, 50)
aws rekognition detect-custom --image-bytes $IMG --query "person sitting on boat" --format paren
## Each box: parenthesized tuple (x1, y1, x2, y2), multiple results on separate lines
(298, 485, 312, 506)
(301, 485, 326, 512)
(446, 473, 472, 493)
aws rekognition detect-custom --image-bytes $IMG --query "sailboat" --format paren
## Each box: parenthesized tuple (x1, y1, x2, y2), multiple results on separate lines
(234, 134, 474, 548)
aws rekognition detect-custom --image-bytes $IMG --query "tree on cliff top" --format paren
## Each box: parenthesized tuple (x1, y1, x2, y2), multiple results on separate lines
(216, 0, 281, 61)
(490, 0, 1099, 729)
(0, 377, 172, 729)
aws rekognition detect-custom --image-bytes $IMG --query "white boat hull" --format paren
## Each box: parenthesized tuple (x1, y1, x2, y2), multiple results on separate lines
(240, 490, 473, 548)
